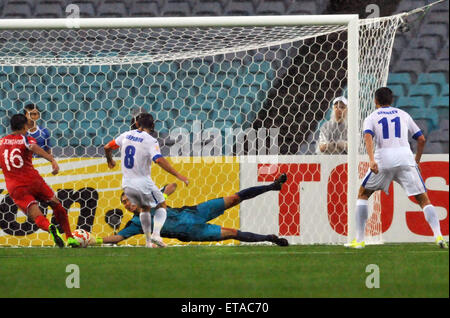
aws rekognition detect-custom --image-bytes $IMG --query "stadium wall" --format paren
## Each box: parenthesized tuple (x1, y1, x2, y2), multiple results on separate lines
(0, 154, 448, 246)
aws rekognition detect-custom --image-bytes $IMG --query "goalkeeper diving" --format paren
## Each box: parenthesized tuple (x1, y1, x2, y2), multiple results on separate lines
(92, 175, 289, 247)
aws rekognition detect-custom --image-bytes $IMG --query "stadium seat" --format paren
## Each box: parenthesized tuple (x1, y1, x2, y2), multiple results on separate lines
(255, 0, 286, 15)
(389, 84, 406, 98)
(286, 0, 317, 14)
(387, 72, 412, 87)
(439, 118, 449, 133)
(160, 0, 191, 16)
(97, 1, 128, 17)
(395, 0, 427, 13)
(417, 73, 447, 91)
(429, 96, 449, 118)
(427, 59, 450, 75)
(192, 0, 223, 16)
(400, 48, 434, 65)
(423, 141, 446, 154)
(224, 0, 255, 16)
(441, 84, 449, 97)
(409, 108, 439, 132)
(408, 84, 439, 100)
(392, 60, 425, 76)
(34, 3, 64, 18)
(411, 35, 443, 58)
(129, 0, 160, 16)
(420, 22, 449, 41)
(1, 1, 32, 18)
(425, 8, 449, 24)
(68, 1, 96, 17)
(395, 96, 425, 111)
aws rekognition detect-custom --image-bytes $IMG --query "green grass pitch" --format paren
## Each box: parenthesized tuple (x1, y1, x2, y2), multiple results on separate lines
(0, 243, 448, 298)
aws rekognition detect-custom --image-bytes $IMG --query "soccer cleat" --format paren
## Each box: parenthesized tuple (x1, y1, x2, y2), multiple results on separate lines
(67, 237, 81, 248)
(268, 234, 289, 246)
(272, 173, 288, 190)
(48, 224, 65, 248)
(436, 236, 448, 249)
(344, 239, 365, 249)
(150, 235, 167, 248)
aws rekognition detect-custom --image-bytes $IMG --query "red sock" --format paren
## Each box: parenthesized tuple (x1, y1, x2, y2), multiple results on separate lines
(34, 215, 50, 232)
(51, 203, 74, 238)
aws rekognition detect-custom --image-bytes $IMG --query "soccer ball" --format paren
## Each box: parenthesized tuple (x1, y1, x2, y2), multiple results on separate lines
(72, 229, 91, 248)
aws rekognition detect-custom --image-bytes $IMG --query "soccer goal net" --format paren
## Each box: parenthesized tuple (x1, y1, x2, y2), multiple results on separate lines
(0, 14, 404, 247)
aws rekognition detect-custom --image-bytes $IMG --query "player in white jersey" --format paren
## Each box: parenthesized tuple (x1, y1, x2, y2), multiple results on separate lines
(104, 113, 189, 247)
(347, 87, 447, 249)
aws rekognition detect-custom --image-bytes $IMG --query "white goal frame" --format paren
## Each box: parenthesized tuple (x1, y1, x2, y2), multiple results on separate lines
(0, 15, 360, 245)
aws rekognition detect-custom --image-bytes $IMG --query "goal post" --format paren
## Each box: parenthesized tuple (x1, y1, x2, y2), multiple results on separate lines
(0, 13, 404, 247)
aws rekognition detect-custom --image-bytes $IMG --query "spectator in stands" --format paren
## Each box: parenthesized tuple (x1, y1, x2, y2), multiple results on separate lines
(317, 96, 348, 154)
(24, 103, 52, 155)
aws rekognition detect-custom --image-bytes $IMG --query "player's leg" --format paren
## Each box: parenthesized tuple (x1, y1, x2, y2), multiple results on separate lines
(220, 227, 289, 246)
(123, 187, 157, 247)
(33, 177, 77, 246)
(152, 200, 168, 247)
(222, 173, 288, 210)
(396, 166, 447, 248)
(11, 186, 65, 248)
(191, 173, 288, 225)
(233, 173, 287, 205)
(27, 203, 65, 248)
(354, 186, 375, 245)
(47, 196, 74, 239)
(347, 169, 390, 248)
(150, 185, 168, 247)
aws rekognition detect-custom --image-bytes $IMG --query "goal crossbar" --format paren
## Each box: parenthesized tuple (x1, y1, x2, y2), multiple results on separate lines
(0, 15, 359, 29)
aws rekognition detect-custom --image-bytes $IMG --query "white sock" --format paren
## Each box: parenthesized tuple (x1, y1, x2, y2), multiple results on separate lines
(152, 207, 167, 238)
(423, 204, 442, 238)
(356, 199, 369, 243)
(139, 212, 152, 243)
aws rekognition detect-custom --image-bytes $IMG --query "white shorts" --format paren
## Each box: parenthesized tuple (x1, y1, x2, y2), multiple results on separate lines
(123, 185, 165, 209)
(361, 165, 427, 196)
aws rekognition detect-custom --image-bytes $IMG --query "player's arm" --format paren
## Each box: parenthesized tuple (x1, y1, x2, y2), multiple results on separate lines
(90, 234, 124, 246)
(415, 135, 426, 165)
(154, 157, 189, 186)
(364, 132, 378, 174)
(43, 127, 52, 155)
(164, 183, 177, 196)
(29, 143, 59, 175)
(409, 116, 425, 166)
(104, 140, 119, 169)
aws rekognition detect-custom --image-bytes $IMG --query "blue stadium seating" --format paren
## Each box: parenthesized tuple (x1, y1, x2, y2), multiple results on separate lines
(429, 96, 449, 118)
(395, 96, 425, 112)
(408, 84, 439, 100)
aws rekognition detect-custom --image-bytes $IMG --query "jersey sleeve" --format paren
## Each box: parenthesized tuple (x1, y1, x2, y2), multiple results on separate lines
(148, 139, 163, 162)
(407, 114, 422, 140)
(114, 133, 126, 148)
(23, 135, 37, 150)
(363, 116, 375, 137)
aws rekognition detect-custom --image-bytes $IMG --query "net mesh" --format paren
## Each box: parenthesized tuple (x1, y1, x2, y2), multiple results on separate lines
(0, 15, 402, 246)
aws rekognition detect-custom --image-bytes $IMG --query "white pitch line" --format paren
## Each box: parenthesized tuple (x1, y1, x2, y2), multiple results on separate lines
(226, 250, 448, 255)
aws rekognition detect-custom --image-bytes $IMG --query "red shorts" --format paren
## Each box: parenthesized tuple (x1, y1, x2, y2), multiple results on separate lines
(8, 177, 55, 213)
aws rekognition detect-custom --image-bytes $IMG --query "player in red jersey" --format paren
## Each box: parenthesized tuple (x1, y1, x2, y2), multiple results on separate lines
(0, 114, 79, 248)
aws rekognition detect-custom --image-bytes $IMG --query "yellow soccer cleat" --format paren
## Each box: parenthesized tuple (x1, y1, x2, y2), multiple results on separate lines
(436, 236, 448, 249)
(344, 239, 365, 249)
